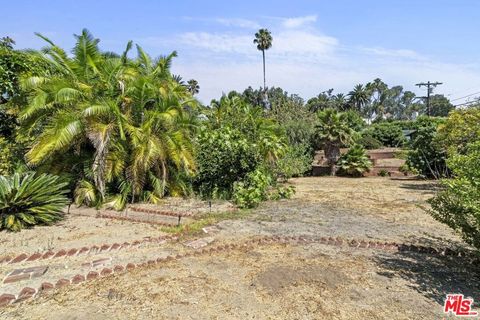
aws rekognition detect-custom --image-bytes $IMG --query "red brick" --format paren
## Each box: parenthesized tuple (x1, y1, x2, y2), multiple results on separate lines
(86, 271, 99, 280)
(100, 268, 112, 276)
(113, 265, 124, 272)
(100, 244, 110, 252)
(40, 282, 54, 291)
(23, 266, 48, 278)
(71, 274, 85, 284)
(67, 248, 78, 256)
(10, 253, 28, 264)
(3, 273, 30, 284)
(110, 243, 121, 250)
(55, 279, 70, 288)
(16, 287, 36, 301)
(53, 249, 67, 258)
(126, 263, 136, 270)
(78, 247, 89, 255)
(27, 253, 42, 261)
(42, 251, 55, 259)
(122, 242, 131, 247)
(0, 294, 16, 307)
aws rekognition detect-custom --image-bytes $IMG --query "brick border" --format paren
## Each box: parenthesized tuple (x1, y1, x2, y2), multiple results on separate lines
(0, 235, 474, 308)
(96, 212, 178, 227)
(0, 234, 179, 266)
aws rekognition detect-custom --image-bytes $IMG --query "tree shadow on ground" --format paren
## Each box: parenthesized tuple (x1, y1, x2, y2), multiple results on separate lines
(374, 250, 480, 305)
(399, 183, 441, 192)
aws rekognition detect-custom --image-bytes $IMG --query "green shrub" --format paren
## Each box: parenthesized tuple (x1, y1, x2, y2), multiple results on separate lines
(0, 137, 15, 176)
(378, 169, 389, 177)
(429, 141, 480, 249)
(232, 168, 272, 208)
(368, 122, 406, 147)
(269, 185, 296, 200)
(406, 117, 448, 178)
(337, 144, 372, 177)
(195, 127, 261, 199)
(357, 131, 383, 149)
(0, 172, 69, 231)
(274, 144, 312, 181)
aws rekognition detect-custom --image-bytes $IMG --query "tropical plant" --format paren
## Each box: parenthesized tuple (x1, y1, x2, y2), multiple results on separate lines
(315, 108, 354, 175)
(253, 29, 272, 90)
(348, 84, 370, 112)
(436, 107, 480, 155)
(0, 172, 69, 231)
(187, 79, 200, 95)
(336, 144, 372, 177)
(357, 131, 383, 150)
(19, 29, 197, 209)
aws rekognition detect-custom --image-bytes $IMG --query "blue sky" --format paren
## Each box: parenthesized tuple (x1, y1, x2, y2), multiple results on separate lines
(2, 0, 480, 104)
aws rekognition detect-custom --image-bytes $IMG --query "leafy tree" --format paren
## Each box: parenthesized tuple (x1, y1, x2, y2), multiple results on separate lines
(187, 79, 200, 95)
(315, 108, 354, 175)
(436, 107, 480, 154)
(429, 94, 454, 117)
(253, 29, 272, 91)
(367, 122, 406, 147)
(429, 141, 480, 249)
(406, 117, 448, 178)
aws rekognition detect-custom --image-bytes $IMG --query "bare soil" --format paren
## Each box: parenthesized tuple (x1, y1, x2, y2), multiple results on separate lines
(1, 176, 478, 319)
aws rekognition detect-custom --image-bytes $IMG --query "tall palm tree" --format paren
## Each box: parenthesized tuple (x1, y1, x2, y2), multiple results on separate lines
(348, 84, 370, 112)
(253, 29, 272, 91)
(187, 79, 200, 95)
(315, 108, 354, 175)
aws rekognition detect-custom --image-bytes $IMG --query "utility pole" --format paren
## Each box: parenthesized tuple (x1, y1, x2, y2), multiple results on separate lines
(415, 81, 443, 116)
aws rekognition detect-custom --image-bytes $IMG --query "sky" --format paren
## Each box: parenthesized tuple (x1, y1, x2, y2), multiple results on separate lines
(2, 0, 480, 104)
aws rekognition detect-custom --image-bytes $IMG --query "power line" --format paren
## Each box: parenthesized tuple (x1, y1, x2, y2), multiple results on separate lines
(415, 81, 443, 116)
(454, 99, 480, 108)
(450, 91, 480, 102)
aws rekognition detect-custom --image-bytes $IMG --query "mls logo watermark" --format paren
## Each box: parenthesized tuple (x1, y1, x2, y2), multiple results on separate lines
(444, 294, 478, 317)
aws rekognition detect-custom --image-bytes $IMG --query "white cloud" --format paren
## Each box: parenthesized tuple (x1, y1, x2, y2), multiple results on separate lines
(215, 18, 260, 29)
(282, 15, 317, 28)
(360, 47, 424, 60)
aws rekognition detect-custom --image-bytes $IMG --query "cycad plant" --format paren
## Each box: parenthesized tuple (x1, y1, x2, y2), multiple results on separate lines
(0, 172, 69, 231)
(337, 144, 372, 177)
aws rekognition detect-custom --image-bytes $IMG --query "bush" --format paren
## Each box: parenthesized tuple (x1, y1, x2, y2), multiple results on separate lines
(337, 144, 372, 177)
(406, 117, 448, 178)
(357, 131, 383, 150)
(429, 141, 480, 249)
(368, 122, 406, 147)
(274, 144, 312, 181)
(195, 127, 261, 199)
(268, 185, 296, 200)
(232, 168, 272, 208)
(0, 172, 69, 231)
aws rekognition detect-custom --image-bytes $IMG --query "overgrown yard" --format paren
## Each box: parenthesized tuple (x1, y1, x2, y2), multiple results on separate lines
(1, 177, 478, 319)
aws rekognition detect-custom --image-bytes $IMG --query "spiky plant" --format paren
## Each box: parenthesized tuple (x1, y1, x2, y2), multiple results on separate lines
(0, 172, 69, 231)
(337, 144, 372, 177)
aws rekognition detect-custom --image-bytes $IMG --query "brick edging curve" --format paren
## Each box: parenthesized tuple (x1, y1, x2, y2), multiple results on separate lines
(0, 235, 475, 308)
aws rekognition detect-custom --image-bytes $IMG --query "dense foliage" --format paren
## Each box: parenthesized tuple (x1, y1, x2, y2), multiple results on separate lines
(0, 172, 69, 231)
(366, 122, 406, 147)
(337, 144, 372, 177)
(429, 141, 480, 249)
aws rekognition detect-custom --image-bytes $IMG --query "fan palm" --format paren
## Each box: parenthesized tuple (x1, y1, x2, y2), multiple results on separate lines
(253, 29, 272, 91)
(315, 108, 354, 175)
(187, 79, 200, 95)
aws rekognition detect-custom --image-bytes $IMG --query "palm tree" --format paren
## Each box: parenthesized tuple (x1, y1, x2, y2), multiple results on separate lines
(20, 29, 197, 207)
(253, 29, 272, 91)
(315, 108, 354, 175)
(187, 79, 200, 95)
(348, 84, 370, 112)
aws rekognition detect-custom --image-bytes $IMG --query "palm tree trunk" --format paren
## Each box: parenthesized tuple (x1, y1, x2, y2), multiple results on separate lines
(262, 49, 266, 90)
(325, 143, 340, 176)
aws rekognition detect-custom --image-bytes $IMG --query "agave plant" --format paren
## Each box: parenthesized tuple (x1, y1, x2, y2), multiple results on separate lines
(0, 172, 69, 231)
(337, 144, 372, 177)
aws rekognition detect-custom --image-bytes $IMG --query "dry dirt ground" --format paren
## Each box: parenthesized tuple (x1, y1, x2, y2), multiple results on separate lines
(1, 177, 479, 319)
